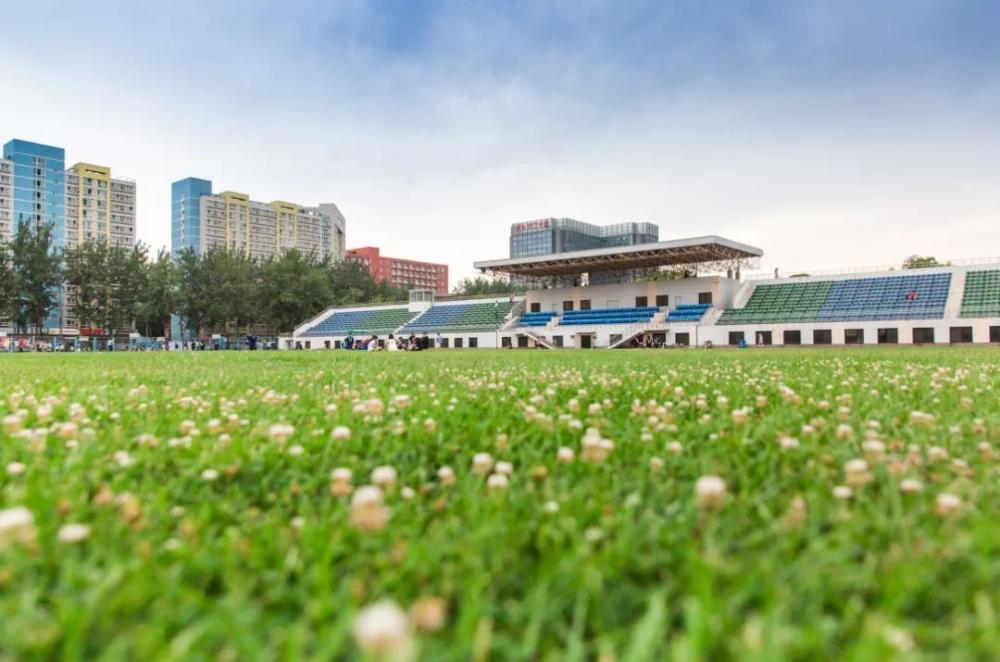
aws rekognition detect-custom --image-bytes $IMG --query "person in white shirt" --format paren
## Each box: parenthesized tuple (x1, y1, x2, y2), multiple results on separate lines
(386, 334, 399, 351)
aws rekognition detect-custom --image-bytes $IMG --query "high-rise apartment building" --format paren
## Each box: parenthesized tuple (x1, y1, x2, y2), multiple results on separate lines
(346, 246, 449, 295)
(1, 140, 136, 333)
(0, 157, 12, 243)
(2, 140, 66, 246)
(171, 177, 345, 261)
(509, 218, 659, 258)
(65, 163, 136, 248)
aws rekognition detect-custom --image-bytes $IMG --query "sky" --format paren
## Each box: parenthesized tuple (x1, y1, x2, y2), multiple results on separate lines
(1, 0, 999, 285)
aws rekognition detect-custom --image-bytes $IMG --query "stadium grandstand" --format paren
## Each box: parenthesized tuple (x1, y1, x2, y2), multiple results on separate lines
(291, 235, 1000, 349)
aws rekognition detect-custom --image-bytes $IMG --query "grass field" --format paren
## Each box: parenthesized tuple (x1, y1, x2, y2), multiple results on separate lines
(1, 348, 998, 660)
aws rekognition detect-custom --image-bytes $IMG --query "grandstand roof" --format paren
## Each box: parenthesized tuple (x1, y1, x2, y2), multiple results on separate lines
(474, 236, 763, 277)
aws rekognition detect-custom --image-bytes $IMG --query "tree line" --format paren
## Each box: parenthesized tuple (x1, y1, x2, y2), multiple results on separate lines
(0, 223, 409, 338)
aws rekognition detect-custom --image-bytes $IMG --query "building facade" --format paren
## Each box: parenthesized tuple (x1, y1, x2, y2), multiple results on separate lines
(509, 218, 659, 259)
(171, 177, 345, 261)
(346, 246, 449, 295)
(1, 139, 136, 333)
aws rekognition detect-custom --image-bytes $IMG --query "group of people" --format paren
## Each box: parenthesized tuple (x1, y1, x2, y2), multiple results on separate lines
(342, 332, 431, 352)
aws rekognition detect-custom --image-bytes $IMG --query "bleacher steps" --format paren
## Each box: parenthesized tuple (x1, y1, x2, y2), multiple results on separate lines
(945, 271, 966, 318)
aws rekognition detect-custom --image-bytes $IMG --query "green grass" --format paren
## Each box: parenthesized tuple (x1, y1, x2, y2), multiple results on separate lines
(1, 348, 999, 659)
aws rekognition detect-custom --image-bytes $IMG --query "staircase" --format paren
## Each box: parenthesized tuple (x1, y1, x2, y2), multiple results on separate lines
(944, 271, 966, 319)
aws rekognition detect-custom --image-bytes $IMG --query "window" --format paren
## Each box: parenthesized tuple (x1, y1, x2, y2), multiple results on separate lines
(783, 330, 802, 345)
(468, 337, 478, 348)
(728, 331, 745, 345)
(949, 326, 972, 344)
(912, 328, 935, 344)
(517, 335, 528, 348)
(440, 337, 450, 348)
(501, 336, 512, 348)
(334, 340, 342, 349)
(530, 303, 541, 313)
(991, 326, 1000, 343)
(698, 292, 713, 305)
(635, 296, 648, 307)
(324, 340, 331, 349)
(552, 335, 563, 347)
(454, 337, 463, 348)
(755, 331, 773, 346)
(675, 333, 690, 346)
(563, 300, 574, 312)
(656, 294, 669, 308)
(844, 329, 864, 345)
(877, 328, 898, 344)
(610, 334, 623, 346)
(813, 329, 832, 345)
(579, 299, 591, 310)
(580, 335, 593, 349)
(304, 341, 311, 350)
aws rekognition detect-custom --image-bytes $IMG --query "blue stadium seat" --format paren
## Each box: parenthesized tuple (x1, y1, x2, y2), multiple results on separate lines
(558, 307, 658, 326)
(667, 303, 711, 322)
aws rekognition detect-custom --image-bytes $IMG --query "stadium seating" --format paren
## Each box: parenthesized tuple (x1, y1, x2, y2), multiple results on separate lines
(300, 307, 417, 337)
(667, 303, 712, 322)
(559, 307, 658, 326)
(960, 270, 1000, 317)
(402, 301, 515, 332)
(719, 273, 951, 324)
(516, 311, 559, 327)
(718, 281, 833, 325)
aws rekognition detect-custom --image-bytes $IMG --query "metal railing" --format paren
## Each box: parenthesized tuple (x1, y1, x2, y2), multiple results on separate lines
(744, 256, 1000, 281)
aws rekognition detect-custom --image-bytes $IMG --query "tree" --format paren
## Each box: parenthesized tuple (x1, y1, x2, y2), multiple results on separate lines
(259, 250, 333, 333)
(136, 248, 177, 339)
(10, 223, 63, 334)
(0, 242, 14, 322)
(65, 240, 111, 333)
(452, 276, 518, 296)
(107, 243, 149, 336)
(903, 255, 946, 270)
(175, 247, 207, 337)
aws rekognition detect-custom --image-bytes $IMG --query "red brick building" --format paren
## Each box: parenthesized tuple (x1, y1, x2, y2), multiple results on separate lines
(346, 246, 449, 295)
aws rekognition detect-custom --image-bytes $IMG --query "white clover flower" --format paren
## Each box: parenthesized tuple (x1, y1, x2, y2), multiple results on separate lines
(494, 461, 514, 476)
(371, 466, 398, 488)
(543, 500, 560, 514)
(6, 462, 26, 476)
(899, 478, 923, 494)
(832, 485, 853, 500)
(649, 456, 665, 471)
(113, 450, 132, 467)
(352, 600, 412, 659)
(331, 425, 352, 442)
(3, 414, 23, 436)
(400, 486, 416, 500)
(486, 473, 509, 490)
(0, 506, 36, 548)
(268, 423, 295, 444)
(731, 408, 750, 425)
(331, 467, 353, 483)
(835, 424, 854, 440)
(935, 493, 962, 517)
(423, 418, 436, 433)
(437, 466, 456, 486)
(862, 439, 886, 462)
(556, 447, 575, 464)
(666, 441, 683, 454)
(695, 475, 727, 509)
(288, 444, 304, 457)
(584, 527, 604, 542)
(351, 486, 390, 531)
(844, 459, 871, 487)
(57, 523, 90, 544)
(779, 436, 799, 450)
(472, 452, 494, 476)
(201, 468, 219, 482)
(927, 446, 949, 463)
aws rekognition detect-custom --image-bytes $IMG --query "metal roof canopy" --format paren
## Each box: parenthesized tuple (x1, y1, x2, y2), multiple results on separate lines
(474, 235, 763, 277)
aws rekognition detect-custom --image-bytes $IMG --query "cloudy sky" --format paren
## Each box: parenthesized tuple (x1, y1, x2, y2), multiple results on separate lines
(2, 0, 998, 284)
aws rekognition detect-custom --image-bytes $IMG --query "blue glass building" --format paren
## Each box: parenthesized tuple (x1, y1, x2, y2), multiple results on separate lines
(2, 139, 66, 246)
(171, 177, 213, 254)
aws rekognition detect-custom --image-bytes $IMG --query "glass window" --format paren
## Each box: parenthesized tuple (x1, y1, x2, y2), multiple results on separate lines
(675, 333, 690, 346)
(579, 299, 591, 310)
(991, 326, 1000, 343)
(783, 330, 801, 345)
(635, 296, 648, 307)
(655, 294, 669, 308)
(949, 327, 972, 343)
(728, 331, 744, 345)
(844, 329, 864, 345)
(698, 292, 713, 304)
(912, 328, 935, 344)
(813, 329, 832, 345)
(877, 328, 898, 344)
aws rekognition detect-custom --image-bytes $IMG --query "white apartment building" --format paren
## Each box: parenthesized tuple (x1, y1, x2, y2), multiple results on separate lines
(172, 177, 345, 262)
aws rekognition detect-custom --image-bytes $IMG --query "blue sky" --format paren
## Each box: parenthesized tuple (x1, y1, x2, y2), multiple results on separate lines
(2, 0, 999, 282)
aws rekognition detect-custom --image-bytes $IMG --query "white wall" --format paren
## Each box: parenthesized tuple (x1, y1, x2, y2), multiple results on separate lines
(524, 276, 742, 312)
